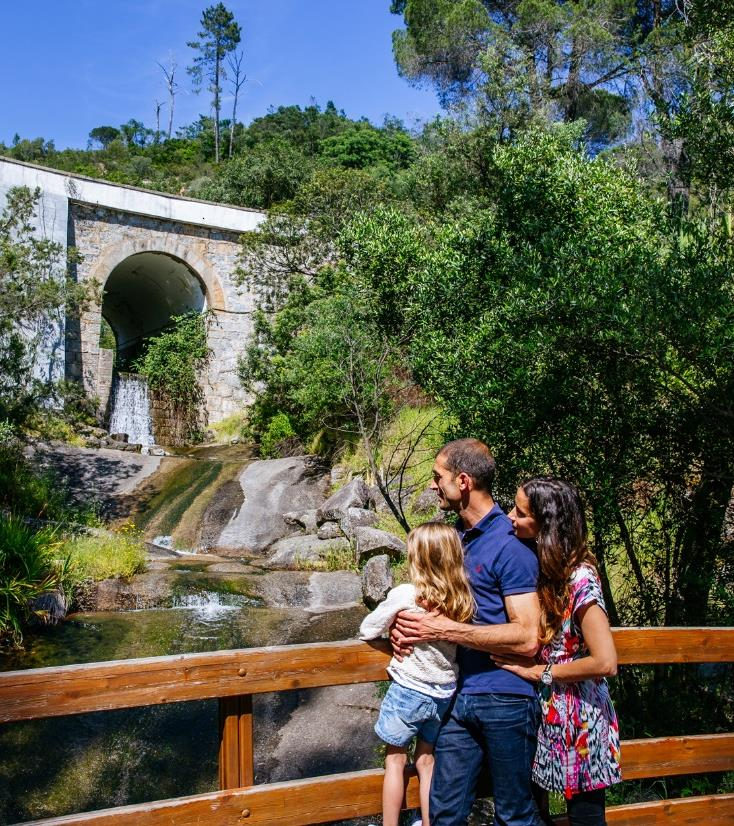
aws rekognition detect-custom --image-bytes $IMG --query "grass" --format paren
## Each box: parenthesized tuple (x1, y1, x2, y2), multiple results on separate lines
(63, 523, 147, 583)
(208, 411, 248, 442)
(293, 545, 359, 572)
(0, 516, 69, 648)
(338, 405, 452, 488)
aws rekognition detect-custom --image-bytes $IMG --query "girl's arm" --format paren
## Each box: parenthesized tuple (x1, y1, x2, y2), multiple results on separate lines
(493, 602, 617, 682)
(359, 585, 415, 641)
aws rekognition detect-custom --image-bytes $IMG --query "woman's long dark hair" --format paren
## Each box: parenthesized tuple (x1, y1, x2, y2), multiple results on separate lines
(521, 477, 597, 644)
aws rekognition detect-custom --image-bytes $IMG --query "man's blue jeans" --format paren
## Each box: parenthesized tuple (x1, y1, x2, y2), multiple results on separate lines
(429, 691, 541, 826)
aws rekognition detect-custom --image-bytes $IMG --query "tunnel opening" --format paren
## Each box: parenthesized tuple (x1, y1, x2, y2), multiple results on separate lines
(101, 251, 207, 369)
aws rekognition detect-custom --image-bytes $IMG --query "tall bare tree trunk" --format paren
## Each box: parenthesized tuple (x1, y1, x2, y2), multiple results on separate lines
(228, 50, 245, 159)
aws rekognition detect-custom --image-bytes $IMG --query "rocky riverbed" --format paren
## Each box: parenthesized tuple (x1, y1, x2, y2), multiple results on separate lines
(2, 440, 430, 825)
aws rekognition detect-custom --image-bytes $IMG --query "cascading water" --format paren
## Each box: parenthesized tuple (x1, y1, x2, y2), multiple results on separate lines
(108, 372, 155, 447)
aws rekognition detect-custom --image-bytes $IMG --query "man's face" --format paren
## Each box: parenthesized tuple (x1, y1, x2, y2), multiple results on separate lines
(430, 454, 463, 512)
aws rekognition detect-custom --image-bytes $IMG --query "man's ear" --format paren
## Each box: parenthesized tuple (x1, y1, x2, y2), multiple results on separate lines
(457, 471, 473, 491)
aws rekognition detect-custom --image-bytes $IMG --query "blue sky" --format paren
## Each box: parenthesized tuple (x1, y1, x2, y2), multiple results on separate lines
(1, 1, 442, 149)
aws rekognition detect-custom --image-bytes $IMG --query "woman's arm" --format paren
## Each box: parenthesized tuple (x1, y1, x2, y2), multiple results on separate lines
(493, 602, 617, 682)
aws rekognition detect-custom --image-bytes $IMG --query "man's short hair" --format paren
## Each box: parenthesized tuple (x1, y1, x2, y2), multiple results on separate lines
(439, 438, 496, 493)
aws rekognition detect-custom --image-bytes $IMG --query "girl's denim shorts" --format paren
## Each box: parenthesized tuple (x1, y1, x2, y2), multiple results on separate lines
(375, 681, 453, 747)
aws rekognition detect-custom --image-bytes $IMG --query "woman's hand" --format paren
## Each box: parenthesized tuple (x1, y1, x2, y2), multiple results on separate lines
(491, 653, 544, 682)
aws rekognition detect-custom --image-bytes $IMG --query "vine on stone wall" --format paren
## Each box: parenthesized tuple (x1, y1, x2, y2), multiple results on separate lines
(132, 311, 211, 443)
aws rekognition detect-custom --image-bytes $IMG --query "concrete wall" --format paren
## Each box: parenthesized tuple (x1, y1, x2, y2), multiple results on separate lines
(0, 157, 267, 426)
(0, 161, 70, 387)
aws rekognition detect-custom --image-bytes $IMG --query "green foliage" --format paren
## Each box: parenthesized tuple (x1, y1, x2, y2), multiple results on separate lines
(132, 311, 211, 441)
(63, 524, 147, 583)
(259, 412, 298, 458)
(197, 139, 312, 208)
(345, 126, 734, 632)
(0, 421, 94, 523)
(320, 125, 415, 170)
(0, 516, 68, 649)
(0, 187, 96, 425)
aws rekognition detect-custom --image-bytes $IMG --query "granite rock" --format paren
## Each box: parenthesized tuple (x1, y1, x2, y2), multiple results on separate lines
(361, 555, 394, 609)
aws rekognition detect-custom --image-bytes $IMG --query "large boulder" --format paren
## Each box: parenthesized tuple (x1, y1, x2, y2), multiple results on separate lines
(317, 477, 371, 524)
(317, 521, 344, 540)
(28, 589, 67, 625)
(263, 535, 351, 569)
(215, 456, 329, 556)
(353, 527, 406, 563)
(361, 555, 394, 609)
(284, 509, 320, 534)
(308, 572, 362, 610)
(340, 507, 379, 539)
(413, 486, 440, 515)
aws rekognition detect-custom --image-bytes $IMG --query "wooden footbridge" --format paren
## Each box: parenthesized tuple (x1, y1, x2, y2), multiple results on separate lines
(1, 628, 733, 825)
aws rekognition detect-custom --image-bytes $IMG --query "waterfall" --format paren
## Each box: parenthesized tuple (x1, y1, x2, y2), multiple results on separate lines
(108, 372, 155, 447)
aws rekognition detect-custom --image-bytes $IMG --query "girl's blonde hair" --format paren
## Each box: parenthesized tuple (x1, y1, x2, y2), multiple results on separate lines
(407, 522, 475, 623)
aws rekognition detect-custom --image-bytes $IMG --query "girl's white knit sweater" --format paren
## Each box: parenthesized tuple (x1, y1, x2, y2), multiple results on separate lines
(358, 583, 458, 699)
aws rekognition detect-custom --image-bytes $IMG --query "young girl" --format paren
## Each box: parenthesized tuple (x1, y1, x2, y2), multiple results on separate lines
(359, 521, 475, 826)
(498, 477, 621, 826)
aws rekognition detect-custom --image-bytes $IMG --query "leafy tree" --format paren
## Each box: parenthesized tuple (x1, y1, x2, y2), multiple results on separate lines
(198, 138, 312, 208)
(187, 3, 242, 163)
(346, 126, 734, 630)
(0, 187, 94, 424)
(118, 119, 153, 148)
(319, 125, 416, 170)
(390, 0, 635, 146)
(88, 126, 121, 149)
(243, 102, 351, 155)
(6, 137, 55, 162)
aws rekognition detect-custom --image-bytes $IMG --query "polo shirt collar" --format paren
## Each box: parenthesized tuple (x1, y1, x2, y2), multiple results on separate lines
(456, 502, 504, 539)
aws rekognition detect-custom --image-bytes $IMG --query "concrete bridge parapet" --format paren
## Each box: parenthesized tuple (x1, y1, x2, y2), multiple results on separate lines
(0, 157, 266, 425)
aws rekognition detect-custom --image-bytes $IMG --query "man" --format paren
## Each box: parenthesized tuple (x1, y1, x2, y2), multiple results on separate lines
(393, 438, 541, 826)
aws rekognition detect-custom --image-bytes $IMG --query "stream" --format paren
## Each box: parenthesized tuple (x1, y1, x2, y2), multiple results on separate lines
(0, 594, 369, 824)
(1, 443, 377, 825)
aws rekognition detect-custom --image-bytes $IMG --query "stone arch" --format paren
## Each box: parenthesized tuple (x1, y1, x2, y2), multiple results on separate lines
(102, 251, 206, 364)
(84, 235, 226, 312)
(78, 234, 228, 412)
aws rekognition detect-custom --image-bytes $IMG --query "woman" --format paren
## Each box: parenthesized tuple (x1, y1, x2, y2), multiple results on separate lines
(496, 477, 621, 826)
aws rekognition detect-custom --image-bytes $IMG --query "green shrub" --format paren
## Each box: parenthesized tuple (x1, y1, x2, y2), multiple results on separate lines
(293, 545, 358, 572)
(132, 311, 211, 443)
(0, 516, 69, 648)
(259, 412, 298, 458)
(209, 411, 249, 442)
(64, 523, 147, 583)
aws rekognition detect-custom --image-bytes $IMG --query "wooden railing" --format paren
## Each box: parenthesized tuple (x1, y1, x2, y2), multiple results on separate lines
(1, 628, 733, 825)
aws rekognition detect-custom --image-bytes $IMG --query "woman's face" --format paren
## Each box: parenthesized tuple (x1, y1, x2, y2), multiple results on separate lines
(509, 487, 540, 539)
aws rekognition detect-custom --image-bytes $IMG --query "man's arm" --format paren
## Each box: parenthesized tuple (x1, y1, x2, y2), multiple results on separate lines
(392, 591, 540, 656)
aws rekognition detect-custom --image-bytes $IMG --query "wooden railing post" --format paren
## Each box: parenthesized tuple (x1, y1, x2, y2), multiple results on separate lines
(219, 694, 254, 789)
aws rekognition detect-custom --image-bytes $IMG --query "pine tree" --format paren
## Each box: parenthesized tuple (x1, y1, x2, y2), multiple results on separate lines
(187, 4, 241, 163)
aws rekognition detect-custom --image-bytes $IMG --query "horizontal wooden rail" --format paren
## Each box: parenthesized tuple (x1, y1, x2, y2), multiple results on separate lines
(14, 775, 734, 826)
(2, 628, 733, 724)
(2, 629, 733, 826)
(613, 627, 734, 664)
(621, 733, 734, 780)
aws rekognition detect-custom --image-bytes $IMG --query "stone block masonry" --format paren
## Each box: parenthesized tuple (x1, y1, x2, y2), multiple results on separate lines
(0, 157, 266, 427)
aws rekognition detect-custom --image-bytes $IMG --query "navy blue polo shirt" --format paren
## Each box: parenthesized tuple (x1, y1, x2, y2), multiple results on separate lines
(457, 504, 539, 697)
